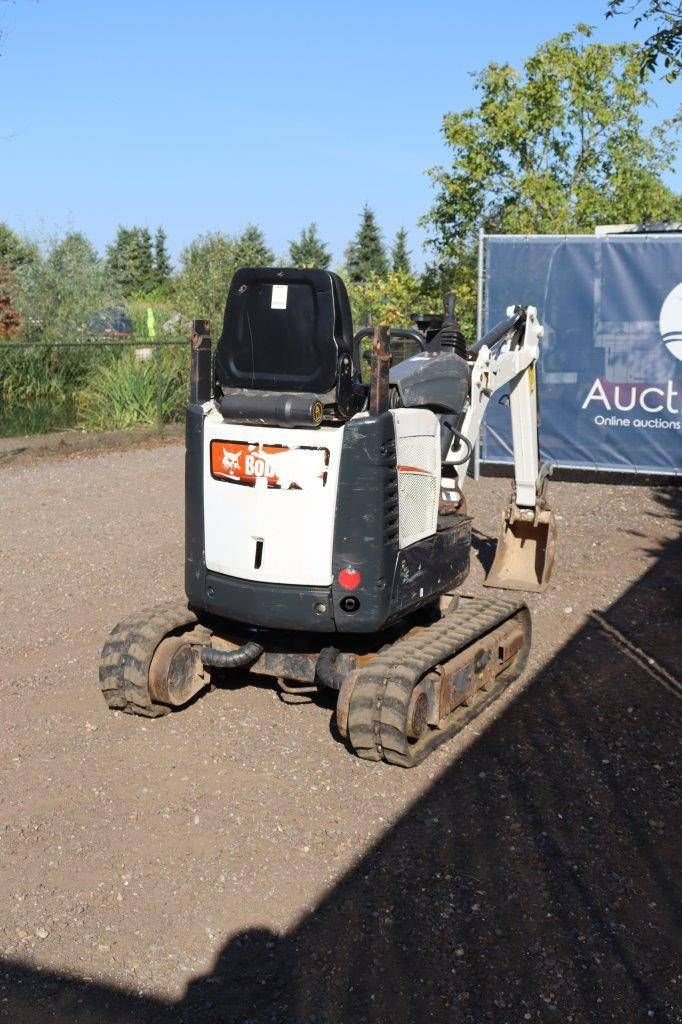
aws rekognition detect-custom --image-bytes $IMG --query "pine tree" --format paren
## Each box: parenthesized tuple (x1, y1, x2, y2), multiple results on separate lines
(135, 228, 155, 292)
(288, 223, 331, 268)
(154, 227, 172, 286)
(391, 227, 411, 274)
(233, 224, 275, 267)
(106, 227, 133, 293)
(345, 205, 388, 283)
(0, 222, 39, 272)
(106, 226, 156, 295)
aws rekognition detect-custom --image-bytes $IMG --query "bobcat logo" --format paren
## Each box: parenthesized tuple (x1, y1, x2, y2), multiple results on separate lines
(221, 449, 241, 473)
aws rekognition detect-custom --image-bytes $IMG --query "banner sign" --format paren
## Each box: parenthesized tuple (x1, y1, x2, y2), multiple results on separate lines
(481, 234, 682, 474)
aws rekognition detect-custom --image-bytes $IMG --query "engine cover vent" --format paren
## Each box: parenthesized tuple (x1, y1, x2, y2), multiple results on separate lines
(392, 410, 440, 549)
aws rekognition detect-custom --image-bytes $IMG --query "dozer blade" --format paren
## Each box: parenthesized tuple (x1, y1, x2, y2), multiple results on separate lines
(484, 507, 557, 593)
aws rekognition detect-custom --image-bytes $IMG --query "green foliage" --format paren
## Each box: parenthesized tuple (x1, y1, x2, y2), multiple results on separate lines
(288, 223, 331, 268)
(76, 347, 188, 430)
(423, 24, 682, 336)
(0, 225, 38, 338)
(174, 225, 275, 328)
(345, 206, 388, 283)
(0, 341, 189, 436)
(17, 232, 116, 341)
(1, 347, 71, 405)
(391, 228, 411, 274)
(420, 258, 478, 341)
(0, 342, 102, 435)
(236, 225, 275, 266)
(125, 297, 180, 340)
(105, 226, 157, 295)
(0, 222, 39, 272)
(426, 25, 681, 245)
(606, 0, 682, 80)
(154, 227, 172, 286)
(0, 264, 21, 337)
(348, 269, 423, 329)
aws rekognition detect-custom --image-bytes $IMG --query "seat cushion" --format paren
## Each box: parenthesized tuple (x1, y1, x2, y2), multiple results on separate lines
(215, 267, 353, 395)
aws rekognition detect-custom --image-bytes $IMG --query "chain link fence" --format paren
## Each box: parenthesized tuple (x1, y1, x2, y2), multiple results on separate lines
(0, 338, 190, 438)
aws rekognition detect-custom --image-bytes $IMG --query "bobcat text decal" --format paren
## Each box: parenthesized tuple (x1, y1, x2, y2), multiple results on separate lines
(210, 440, 330, 489)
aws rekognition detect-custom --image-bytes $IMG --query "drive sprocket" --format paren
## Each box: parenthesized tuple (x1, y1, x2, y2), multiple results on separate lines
(99, 601, 206, 717)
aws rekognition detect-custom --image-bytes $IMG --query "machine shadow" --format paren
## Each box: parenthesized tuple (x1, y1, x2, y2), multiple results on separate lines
(2, 488, 680, 1024)
(470, 527, 498, 573)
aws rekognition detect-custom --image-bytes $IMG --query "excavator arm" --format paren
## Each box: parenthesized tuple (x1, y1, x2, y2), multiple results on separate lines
(442, 305, 557, 592)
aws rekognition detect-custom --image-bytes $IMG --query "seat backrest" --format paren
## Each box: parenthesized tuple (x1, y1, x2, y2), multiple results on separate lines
(215, 267, 354, 396)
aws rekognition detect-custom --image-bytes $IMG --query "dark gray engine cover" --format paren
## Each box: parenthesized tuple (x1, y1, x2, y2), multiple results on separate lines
(389, 350, 470, 415)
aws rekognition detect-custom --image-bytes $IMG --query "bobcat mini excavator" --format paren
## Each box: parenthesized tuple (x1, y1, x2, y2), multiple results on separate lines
(99, 267, 556, 767)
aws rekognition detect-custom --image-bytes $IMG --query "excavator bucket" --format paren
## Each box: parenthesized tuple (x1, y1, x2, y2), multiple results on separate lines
(484, 506, 557, 593)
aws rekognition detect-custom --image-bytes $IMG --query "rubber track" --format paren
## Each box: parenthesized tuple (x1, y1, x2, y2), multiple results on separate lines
(99, 601, 199, 717)
(347, 595, 530, 767)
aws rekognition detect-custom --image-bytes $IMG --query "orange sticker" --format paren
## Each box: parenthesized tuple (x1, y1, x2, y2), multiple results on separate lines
(210, 440, 329, 489)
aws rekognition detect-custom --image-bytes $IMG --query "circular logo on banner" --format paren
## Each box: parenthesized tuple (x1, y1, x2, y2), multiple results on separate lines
(660, 283, 682, 361)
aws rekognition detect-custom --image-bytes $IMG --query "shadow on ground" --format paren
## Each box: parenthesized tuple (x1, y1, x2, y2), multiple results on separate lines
(2, 489, 680, 1024)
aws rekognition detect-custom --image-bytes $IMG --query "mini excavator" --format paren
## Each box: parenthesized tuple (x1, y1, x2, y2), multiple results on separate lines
(99, 267, 556, 767)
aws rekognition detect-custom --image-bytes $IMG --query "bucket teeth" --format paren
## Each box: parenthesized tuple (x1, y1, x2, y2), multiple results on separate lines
(484, 506, 557, 593)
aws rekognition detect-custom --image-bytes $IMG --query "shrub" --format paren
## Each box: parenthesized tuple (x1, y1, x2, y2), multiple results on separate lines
(76, 346, 189, 430)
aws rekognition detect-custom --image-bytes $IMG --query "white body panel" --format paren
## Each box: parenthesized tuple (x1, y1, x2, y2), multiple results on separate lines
(391, 407, 440, 548)
(203, 406, 345, 586)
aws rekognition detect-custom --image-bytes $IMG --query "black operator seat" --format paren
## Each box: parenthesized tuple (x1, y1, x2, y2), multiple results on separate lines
(214, 268, 361, 420)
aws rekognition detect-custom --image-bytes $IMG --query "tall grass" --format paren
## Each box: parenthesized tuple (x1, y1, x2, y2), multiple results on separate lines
(76, 347, 188, 430)
(1, 345, 92, 435)
(0, 342, 189, 435)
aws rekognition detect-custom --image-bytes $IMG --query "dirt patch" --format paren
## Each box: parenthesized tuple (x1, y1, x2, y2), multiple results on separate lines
(0, 424, 184, 469)
(0, 442, 679, 1023)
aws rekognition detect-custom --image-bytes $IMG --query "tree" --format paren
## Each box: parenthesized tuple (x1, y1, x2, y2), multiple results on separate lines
(0, 222, 39, 272)
(0, 264, 21, 337)
(423, 25, 682, 334)
(348, 268, 422, 329)
(0, 225, 36, 338)
(231, 224, 275, 268)
(391, 228, 411, 274)
(105, 226, 156, 295)
(606, 0, 682, 79)
(345, 205, 389, 283)
(288, 223, 331, 268)
(135, 227, 154, 292)
(174, 226, 275, 329)
(419, 258, 478, 340)
(153, 227, 172, 287)
(22, 231, 111, 338)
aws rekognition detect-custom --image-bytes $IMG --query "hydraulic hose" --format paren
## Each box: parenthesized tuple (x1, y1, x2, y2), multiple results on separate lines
(201, 640, 264, 669)
(315, 646, 345, 690)
(441, 421, 474, 466)
(448, 430, 473, 466)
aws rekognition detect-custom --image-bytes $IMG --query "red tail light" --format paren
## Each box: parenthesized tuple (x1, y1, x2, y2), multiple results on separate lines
(338, 567, 362, 590)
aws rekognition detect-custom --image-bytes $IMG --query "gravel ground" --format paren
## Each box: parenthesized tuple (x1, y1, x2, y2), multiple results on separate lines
(0, 442, 679, 1024)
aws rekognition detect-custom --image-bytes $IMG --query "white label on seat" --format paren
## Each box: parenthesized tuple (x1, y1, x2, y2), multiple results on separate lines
(271, 284, 288, 309)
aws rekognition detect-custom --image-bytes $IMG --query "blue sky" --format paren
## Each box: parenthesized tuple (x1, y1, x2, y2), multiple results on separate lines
(1, 0, 679, 269)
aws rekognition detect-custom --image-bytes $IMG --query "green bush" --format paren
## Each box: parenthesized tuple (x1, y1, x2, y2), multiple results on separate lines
(0, 344, 94, 435)
(76, 347, 188, 430)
